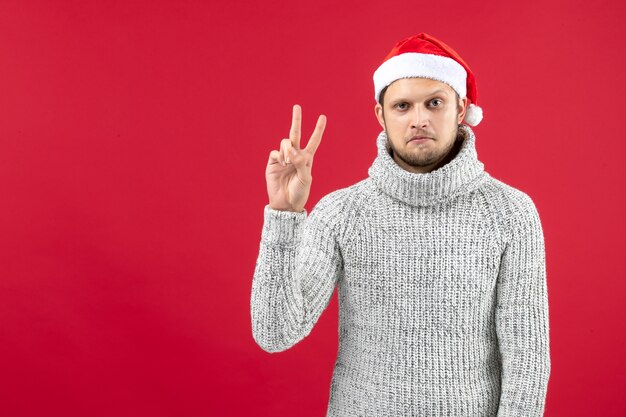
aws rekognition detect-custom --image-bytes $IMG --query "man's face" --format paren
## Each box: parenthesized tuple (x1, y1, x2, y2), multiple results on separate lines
(374, 77, 468, 173)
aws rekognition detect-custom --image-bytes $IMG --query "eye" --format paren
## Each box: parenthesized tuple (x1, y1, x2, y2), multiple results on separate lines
(394, 102, 409, 110)
(430, 98, 443, 107)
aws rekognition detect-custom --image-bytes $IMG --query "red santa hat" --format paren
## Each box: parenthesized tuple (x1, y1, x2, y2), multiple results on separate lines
(373, 32, 483, 126)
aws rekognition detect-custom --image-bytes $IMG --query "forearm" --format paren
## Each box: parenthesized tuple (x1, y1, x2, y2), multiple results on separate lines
(495, 197, 551, 416)
(250, 204, 342, 353)
(496, 301, 551, 416)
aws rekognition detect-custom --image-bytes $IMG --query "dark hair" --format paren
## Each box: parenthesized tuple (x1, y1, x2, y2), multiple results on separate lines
(378, 85, 390, 107)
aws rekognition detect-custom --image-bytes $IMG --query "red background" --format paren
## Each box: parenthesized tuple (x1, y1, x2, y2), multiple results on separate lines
(1, 1, 625, 416)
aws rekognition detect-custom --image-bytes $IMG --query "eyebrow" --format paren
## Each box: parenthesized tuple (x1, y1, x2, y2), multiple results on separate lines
(423, 88, 450, 97)
(390, 89, 450, 104)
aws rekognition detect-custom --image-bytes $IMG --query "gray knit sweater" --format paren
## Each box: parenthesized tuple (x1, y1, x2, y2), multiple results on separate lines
(250, 124, 551, 417)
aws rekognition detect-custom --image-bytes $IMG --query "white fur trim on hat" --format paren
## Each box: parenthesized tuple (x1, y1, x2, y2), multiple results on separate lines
(373, 52, 467, 102)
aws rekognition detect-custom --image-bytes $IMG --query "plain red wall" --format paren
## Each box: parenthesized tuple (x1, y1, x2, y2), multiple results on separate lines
(1, 0, 625, 416)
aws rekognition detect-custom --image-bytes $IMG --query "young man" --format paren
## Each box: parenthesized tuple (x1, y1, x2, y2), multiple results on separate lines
(251, 33, 551, 417)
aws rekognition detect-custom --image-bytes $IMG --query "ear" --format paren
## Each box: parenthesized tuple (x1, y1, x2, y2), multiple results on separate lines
(374, 103, 386, 129)
(457, 96, 468, 124)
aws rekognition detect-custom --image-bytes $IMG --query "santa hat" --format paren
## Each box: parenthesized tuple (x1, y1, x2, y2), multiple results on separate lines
(373, 33, 483, 126)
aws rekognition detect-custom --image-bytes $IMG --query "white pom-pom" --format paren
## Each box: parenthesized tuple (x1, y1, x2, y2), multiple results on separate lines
(464, 103, 483, 126)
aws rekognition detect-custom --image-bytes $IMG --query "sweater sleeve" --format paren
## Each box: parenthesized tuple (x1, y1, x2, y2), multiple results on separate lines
(250, 202, 343, 353)
(495, 197, 551, 417)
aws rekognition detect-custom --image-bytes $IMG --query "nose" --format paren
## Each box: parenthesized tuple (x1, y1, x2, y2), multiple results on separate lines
(410, 106, 428, 129)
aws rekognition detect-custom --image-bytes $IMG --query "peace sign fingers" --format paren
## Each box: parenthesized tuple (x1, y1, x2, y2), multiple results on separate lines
(289, 104, 302, 149)
(287, 104, 326, 156)
(266, 104, 327, 212)
(304, 114, 326, 156)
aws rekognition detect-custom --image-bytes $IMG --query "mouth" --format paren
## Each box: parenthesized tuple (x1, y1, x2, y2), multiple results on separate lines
(408, 135, 433, 144)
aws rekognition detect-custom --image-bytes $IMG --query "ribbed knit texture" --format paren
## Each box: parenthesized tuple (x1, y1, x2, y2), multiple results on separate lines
(250, 124, 551, 417)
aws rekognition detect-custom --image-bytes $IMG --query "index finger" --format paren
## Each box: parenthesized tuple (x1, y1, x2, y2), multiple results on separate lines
(304, 114, 326, 155)
(289, 104, 302, 149)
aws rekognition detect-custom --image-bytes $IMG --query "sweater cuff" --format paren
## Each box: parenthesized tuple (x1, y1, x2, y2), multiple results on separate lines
(261, 204, 307, 246)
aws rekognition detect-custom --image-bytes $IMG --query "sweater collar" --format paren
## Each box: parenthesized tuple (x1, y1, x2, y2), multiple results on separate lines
(367, 124, 486, 207)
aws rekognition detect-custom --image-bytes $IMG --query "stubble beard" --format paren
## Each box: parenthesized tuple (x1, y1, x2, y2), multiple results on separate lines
(386, 124, 461, 169)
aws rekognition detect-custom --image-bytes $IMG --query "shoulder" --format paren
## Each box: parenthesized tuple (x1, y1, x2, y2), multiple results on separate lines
(308, 178, 374, 235)
(480, 174, 540, 220)
(313, 178, 372, 211)
(479, 175, 543, 238)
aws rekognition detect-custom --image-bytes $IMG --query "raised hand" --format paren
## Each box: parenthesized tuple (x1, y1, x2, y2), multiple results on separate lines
(266, 104, 327, 212)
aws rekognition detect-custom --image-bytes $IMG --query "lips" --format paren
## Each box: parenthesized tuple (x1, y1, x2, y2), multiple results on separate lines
(408, 135, 433, 143)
